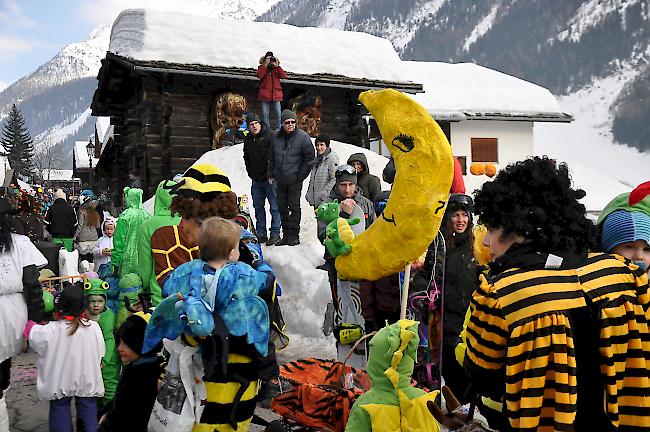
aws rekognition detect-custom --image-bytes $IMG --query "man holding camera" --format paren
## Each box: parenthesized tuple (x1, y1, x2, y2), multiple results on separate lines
(257, 51, 287, 130)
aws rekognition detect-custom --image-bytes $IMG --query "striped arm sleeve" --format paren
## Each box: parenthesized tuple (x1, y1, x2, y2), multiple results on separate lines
(466, 274, 509, 370)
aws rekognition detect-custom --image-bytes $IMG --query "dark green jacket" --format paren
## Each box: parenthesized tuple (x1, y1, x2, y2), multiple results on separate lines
(347, 153, 381, 202)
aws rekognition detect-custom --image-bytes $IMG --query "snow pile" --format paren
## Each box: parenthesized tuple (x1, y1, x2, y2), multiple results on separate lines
(109, 9, 406, 82)
(402, 61, 566, 119)
(187, 141, 389, 358)
(195, 141, 390, 240)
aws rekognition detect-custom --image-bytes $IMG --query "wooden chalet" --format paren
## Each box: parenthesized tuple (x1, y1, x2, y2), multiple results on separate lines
(90, 9, 422, 201)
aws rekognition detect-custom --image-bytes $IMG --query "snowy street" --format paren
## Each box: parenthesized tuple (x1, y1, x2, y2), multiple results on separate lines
(7, 351, 284, 432)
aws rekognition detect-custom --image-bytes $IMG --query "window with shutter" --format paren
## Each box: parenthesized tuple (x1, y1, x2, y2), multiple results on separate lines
(471, 138, 498, 162)
(456, 156, 467, 175)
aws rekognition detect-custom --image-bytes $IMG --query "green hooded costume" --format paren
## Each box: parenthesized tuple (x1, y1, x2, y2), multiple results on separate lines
(346, 320, 440, 432)
(137, 180, 181, 306)
(115, 273, 144, 329)
(111, 187, 150, 277)
(85, 277, 121, 409)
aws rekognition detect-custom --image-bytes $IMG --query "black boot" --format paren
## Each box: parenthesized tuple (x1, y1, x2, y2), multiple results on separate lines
(274, 236, 291, 246)
(266, 234, 281, 246)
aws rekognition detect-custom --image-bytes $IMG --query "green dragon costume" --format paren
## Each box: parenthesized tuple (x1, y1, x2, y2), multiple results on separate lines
(346, 320, 440, 432)
(84, 277, 121, 409)
(112, 187, 150, 277)
(137, 180, 181, 306)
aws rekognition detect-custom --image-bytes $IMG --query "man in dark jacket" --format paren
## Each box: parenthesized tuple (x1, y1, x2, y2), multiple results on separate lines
(268, 109, 315, 246)
(347, 153, 381, 203)
(243, 113, 281, 245)
(44, 189, 77, 252)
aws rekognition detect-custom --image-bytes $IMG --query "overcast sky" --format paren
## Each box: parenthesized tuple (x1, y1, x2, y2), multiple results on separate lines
(0, 0, 227, 91)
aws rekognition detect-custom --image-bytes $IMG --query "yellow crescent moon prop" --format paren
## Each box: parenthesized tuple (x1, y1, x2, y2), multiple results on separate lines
(335, 89, 454, 281)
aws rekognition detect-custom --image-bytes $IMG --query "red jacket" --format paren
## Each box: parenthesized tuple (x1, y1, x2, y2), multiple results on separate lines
(451, 157, 466, 194)
(256, 63, 287, 102)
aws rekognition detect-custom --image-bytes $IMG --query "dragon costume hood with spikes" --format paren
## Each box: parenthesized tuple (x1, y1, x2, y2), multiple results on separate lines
(345, 320, 441, 432)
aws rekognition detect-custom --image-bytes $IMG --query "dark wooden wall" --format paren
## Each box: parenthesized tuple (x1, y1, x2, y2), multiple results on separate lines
(97, 69, 368, 204)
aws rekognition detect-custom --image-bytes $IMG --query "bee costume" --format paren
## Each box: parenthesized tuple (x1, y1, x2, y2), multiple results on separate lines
(146, 162, 287, 432)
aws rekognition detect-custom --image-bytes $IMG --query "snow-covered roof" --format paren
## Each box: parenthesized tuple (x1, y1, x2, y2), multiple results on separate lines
(41, 169, 74, 181)
(16, 179, 35, 195)
(95, 116, 113, 147)
(402, 61, 571, 122)
(108, 9, 410, 86)
(73, 140, 99, 169)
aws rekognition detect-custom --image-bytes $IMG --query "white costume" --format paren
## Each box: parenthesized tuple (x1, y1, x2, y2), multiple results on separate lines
(28, 319, 105, 400)
(0, 233, 47, 363)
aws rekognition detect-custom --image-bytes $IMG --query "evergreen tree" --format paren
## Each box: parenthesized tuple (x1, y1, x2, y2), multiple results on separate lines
(1, 104, 35, 178)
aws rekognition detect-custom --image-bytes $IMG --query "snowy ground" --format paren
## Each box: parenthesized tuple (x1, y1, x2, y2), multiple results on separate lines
(193, 141, 390, 359)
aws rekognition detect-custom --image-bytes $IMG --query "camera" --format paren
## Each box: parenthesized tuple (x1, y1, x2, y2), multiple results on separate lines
(268, 56, 277, 63)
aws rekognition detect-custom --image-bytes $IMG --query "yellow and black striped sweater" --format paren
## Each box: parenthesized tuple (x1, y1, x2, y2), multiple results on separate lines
(466, 250, 650, 432)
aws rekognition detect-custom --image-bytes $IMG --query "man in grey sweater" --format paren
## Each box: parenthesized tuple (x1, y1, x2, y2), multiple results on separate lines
(305, 134, 339, 209)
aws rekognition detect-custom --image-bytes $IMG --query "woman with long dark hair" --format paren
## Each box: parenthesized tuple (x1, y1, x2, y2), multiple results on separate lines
(440, 194, 477, 402)
(0, 197, 48, 430)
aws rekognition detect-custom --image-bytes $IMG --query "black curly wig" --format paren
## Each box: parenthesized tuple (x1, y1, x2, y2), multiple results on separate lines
(473, 157, 598, 256)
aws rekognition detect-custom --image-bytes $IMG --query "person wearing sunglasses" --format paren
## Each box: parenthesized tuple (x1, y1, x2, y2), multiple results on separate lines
(317, 165, 376, 317)
(268, 109, 315, 246)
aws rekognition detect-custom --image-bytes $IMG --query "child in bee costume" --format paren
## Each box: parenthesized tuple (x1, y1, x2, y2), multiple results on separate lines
(345, 320, 440, 432)
(143, 217, 277, 432)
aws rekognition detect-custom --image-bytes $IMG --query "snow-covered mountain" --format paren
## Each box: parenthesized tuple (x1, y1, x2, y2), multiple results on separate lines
(0, 25, 111, 166)
(1, 0, 648, 179)
(260, 0, 650, 167)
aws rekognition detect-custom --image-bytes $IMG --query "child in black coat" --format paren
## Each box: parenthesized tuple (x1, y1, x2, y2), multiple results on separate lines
(99, 313, 162, 431)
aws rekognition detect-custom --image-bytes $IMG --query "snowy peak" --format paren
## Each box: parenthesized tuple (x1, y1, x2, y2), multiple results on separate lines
(28, 24, 110, 87)
(348, 0, 447, 51)
(0, 24, 110, 119)
(558, 0, 644, 42)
